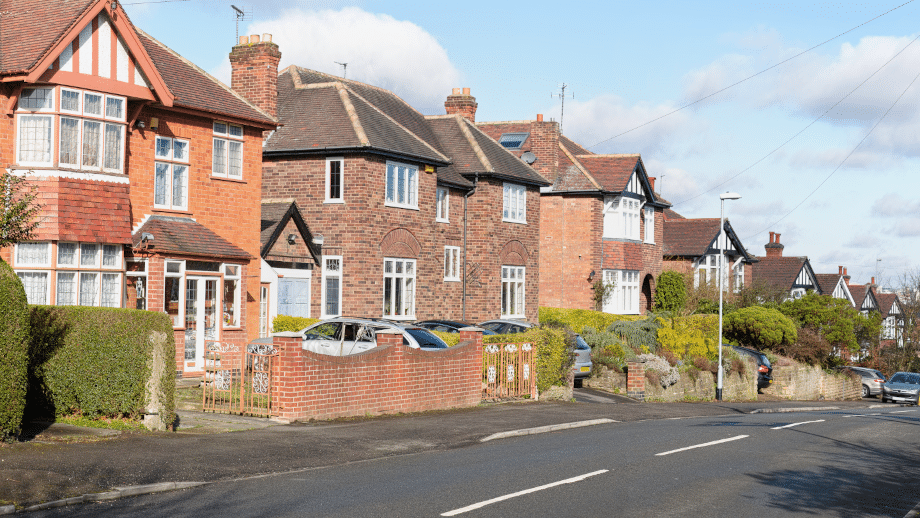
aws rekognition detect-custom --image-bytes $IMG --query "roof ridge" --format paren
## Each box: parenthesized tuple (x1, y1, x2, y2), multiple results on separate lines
(336, 83, 369, 146)
(454, 116, 493, 173)
(578, 153, 640, 158)
(292, 65, 430, 119)
(463, 117, 549, 181)
(558, 140, 601, 190)
(477, 119, 541, 125)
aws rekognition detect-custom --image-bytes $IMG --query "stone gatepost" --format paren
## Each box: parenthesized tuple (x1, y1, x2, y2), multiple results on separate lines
(627, 360, 646, 401)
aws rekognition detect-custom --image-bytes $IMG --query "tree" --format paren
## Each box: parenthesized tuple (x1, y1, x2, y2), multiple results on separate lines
(654, 270, 686, 313)
(722, 306, 797, 350)
(878, 270, 920, 374)
(0, 171, 42, 247)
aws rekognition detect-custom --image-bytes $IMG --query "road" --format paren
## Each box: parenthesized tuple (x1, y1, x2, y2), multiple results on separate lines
(31, 404, 920, 517)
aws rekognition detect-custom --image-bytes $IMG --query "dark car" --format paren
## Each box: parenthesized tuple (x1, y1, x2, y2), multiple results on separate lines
(477, 319, 537, 334)
(881, 372, 920, 405)
(415, 319, 497, 335)
(731, 345, 773, 391)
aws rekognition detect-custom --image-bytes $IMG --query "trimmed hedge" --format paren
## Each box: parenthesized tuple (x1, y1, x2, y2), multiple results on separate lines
(539, 307, 643, 335)
(273, 315, 321, 333)
(0, 259, 29, 440)
(654, 271, 687, 312)
(28, 306, 175, 426)
(658, 314, 720, 361)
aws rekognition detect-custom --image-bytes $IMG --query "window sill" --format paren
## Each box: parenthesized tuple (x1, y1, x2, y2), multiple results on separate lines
(436, 218, 449, 223)
(384, 203, 420, 211)
(502, 218, 527, 225)
(153, 207, 192, 215)
(444, 278, 461, 283)
(383, 315, 416, 321)
(324, 199, 345, 204)
(211, 175, 247, 184)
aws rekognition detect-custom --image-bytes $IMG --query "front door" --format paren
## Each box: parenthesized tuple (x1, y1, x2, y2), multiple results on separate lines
(184, 276, 219, 371)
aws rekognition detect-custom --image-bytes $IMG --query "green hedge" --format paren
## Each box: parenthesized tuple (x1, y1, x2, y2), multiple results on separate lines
(0, 259, 29, 440)
(485, 328, 572, 392)
(28, 306, 175, 426)
(723, 306, 797, 350)
(658, 314, 720, 360)
(539, 307, 643, 334)
(273, 315, 321, 333)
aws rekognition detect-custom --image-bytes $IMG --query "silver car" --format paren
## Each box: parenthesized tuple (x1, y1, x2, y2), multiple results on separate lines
(301, 317, 448, 356)
(842, 366, 886, 398)
(573, 334, 593, 385)
(881, 372, 920, 405)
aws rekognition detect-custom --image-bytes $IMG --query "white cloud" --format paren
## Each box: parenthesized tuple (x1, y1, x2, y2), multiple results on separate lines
(212, 7, 461, 114)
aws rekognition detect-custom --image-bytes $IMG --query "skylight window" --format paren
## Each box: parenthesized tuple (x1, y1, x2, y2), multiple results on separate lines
(499, 132, 529, 150)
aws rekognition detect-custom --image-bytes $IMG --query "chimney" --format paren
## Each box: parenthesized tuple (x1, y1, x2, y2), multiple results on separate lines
(843, 267, 850, 283)
(537, 114, 544, 122)
(871, 277, 876, 286)
(529, 112, 560, 183)
(765, 231, 784, 258)
(838, 265, 843, 275)
(444, 87, 477, 122)
(230, 34, 281, 119)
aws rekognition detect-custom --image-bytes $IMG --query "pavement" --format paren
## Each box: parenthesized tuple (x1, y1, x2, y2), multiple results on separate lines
(0, 390, 896, 514)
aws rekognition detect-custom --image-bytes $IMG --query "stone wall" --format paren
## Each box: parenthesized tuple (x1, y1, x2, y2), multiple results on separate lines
(763, 357, 861, 400)
(585, 361, 757, 402)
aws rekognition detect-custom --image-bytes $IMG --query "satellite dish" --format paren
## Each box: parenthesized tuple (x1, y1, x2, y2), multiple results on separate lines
(521, 151, 537, 165)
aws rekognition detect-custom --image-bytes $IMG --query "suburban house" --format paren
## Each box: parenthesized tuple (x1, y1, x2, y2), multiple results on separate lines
(814, 266, 856, 306)
(848, 280, 879, 316)
(877, 291, 904, 346)
(229, 36, 548, 324)
(477, 118, 670, 314)
(0, 0, 276, 376)
(747, 232, 820, 298)
(661, 209, 756, 292)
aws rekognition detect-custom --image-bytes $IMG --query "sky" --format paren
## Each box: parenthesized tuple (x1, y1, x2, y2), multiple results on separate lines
(123, 0, 920, 289)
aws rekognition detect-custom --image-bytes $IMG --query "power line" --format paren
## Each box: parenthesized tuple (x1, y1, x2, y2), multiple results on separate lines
(585, 0, 916, 150)
(672, 31, 920, 205)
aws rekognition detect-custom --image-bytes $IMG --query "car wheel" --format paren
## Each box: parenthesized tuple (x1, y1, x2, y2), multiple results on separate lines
(862, 385, 869, 398)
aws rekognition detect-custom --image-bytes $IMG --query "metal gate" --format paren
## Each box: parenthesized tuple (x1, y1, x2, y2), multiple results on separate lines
(202, 342, 278, 417)
(482, 342, 536, 400)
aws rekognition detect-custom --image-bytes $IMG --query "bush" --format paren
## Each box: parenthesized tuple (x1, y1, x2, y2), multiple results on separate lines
(485, 328, 573, 392)
(722, 306, 797, 349)
(538, 307, 642, 335)
(0, 259, 29, 440)
(654, 271, 687, 312)
(273, 315, 321, 333)
(639, 353, 679, 388)
(433, 330, 460, 347)
(28, 306, 175, 425)
(657, 314, 720, 361)
(608, 315, 661, 353)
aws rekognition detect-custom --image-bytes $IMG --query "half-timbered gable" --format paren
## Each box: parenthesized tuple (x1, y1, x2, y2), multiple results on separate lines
(662, 212, 756, 291)
(815, 272, 856, 306)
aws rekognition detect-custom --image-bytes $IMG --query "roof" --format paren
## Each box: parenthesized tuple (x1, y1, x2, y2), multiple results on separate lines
(33, 176, 133, 244)
(877, 292, 900, 318)
(662, 218, 754, 261)
(663, 208, 685, 220)
(814, 274, 844, 297)
(260, 200, 321, 263)
(0, 0, 96, 74)
(132, 215, 251, 261)
(751, 256, 812, 290)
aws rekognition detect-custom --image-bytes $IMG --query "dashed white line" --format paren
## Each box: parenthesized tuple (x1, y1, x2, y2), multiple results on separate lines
(441, 469, 609, 516)
(891, 410, 917, 414)
(771, 419, 825, 430)
(655, 435, 749, 456)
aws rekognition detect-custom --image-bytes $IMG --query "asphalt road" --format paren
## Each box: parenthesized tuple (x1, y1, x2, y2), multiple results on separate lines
(30, 406, 920, 517)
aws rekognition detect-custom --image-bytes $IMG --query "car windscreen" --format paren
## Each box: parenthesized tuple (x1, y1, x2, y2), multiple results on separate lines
(574, 335, 590, 350)
(405, 328, 448, 349)
(889, 372, 920, 384)
(758, 354, 770, 368)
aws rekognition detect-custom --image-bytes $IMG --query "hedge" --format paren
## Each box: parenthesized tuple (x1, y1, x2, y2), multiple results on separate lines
(722, 306, 797, 349)
(539, 307, 643, 335)
(0, 259, 29, 440)
(28, 306, 175, 426)
(273, 315, 321, 333)
(657, 314, 720, 361)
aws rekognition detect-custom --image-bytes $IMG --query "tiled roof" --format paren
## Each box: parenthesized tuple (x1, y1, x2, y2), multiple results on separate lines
(0, 0, 95, 74)
(136, 30, 275, 125)
(33, 176, 133, 244)
(814, 274, 843, 296)
(751, 256, 809, 290)
(560, 135, 593, 156)
(132, 215, 251, 260)
(877, 293, 899, 318)
(573, 154, 639, 192)
(663, 208, 685, 220)
(260, 201, 291, 250)
(662, 218, 720, 256)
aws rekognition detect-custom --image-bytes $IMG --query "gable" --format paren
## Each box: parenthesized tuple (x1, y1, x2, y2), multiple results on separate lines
(833, 277, 855, 305)
(795, 261, 818, 290)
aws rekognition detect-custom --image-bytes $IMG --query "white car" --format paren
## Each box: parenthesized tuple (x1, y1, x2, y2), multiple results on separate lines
(301, 317, 449, 356)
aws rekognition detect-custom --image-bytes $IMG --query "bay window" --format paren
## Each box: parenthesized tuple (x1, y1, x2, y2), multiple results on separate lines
(604, 269, 639, 315)
(603, 196, 641, 240)
(385, 161, 418, 209)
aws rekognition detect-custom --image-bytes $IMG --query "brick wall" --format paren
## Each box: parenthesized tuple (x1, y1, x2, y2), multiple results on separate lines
(270, 328, 483, 421)
(539, 195, 601, 309)
(229, 35, 280, 119)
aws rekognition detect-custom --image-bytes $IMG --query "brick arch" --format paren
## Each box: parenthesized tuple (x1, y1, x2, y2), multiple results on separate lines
(642, 273, 655, 314)
(499, 240, 529, 266)
(380, 228, 421, 258)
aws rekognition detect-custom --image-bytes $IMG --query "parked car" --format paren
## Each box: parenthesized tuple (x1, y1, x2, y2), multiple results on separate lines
(415, 319, 497, 335)
(300, 317, 448, 356)
(477, 319, 537, 334)
(839, 366, 886, 398)
(573, 334, 593, 386)
(730, 345, 773, 391)
(881, 372, 920, 405)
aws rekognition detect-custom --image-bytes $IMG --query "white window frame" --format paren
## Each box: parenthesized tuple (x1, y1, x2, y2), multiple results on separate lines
(15, 242, 51, 267)
(325, 157, 344, 203)
(20, 87, 55, 112)
(695, 254, 719, 288)
(165, 260, 186, 328)
(732, 257, 744, 293)
(502, 183, 527, 224)
(444, 246, 461, 282)
(382, 257, 416, 319)
(603, 196, 641, 240)
(212, 121, 244, 180)
(16, 113, 54, 167)
(16, 271, 50, 305)
(154, 136, 190, 211)
(501, 265, 526, 318)
(60, 87, 82, 115)
(436, 187, 449, 222)
(259, 285, 270, 338)
(385, 161, 419, 209)
(603, 270, 640, 315)
(222, 264, 242, 328)
(321, 256, 343, 319)
(644, 206, 655, 244)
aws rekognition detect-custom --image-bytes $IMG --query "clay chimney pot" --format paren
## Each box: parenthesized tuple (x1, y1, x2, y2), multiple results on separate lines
(239, 36, 249, 45)
(250, 34, 260, 43)
(263, 33, 272, 42)
(537, 114, 544, 122)
(462, 87, 471, 95)
(452, 88, 461, 95)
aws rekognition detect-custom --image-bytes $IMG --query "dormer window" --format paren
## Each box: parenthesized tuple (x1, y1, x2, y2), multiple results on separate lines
(498, 132, 529, 150)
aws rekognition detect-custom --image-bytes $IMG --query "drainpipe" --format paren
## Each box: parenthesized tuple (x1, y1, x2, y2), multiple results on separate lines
(462, 174, 478, 321)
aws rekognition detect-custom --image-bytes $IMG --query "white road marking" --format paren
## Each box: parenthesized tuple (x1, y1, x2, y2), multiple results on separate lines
(891, 410, 917, 414)
(771, 419, 825, 430)
(655, 435, 749, 456)
(441, 469, 609, 516)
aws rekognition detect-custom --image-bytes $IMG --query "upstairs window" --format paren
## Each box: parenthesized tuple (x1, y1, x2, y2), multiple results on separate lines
(603, 196, 641, 240)
(154, 136, 190, 210)
(325, 157, 344, 203)
(644, 206, 655, 244)
(503, 183, 526, 223)
(213, 121, 243, 179)
(385, 161, 418, 209)
(436, 187, 449, 222)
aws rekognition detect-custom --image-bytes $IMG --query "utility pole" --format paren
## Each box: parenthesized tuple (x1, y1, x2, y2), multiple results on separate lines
(551, 83, 573, 133)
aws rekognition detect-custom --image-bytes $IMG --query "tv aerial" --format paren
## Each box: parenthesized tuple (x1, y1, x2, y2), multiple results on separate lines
(231, 5, 251, 43)
(335, 61, 348, 79)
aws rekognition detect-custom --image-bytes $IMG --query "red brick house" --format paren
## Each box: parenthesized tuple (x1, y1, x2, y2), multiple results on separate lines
(747, 232, 819, 299)
(478, 118, 670, 314)
(229, 36, 548, 324)
(0, 0, 276, 375)
(661, 209, 756, 292)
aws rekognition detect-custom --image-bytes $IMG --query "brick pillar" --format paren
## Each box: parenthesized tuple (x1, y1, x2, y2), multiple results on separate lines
(444, 87, 478, 122)
(230, 34, 281, 118)
(459, 327, 486, 400)
(272, 332, 305, 423)
(627, 360, 646, 401)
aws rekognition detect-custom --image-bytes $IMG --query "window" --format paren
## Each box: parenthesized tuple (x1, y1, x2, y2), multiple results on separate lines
(732, 260, 744, 293)
(223, 264, 241, 327)
(259, 285, 269, 338)
(165, 261, 184, 327)
(503, 183, 526, 223)
(498, 132, 529, 150)
(644, 206, 655, 243)
(383, 258, 415, 318)
(154, 136, 190, 210)
(322, 256, 342, 318)
(17, 272, 49, 305)
(444, 246, 461, 282)
(385, 161, 418, 209)
(695, 255, 718, 287)
(15, 242, 51, 267)
(603, 196, 641, 240)
(16, 88, 54, 167)
(20, 87, 54, 111)
(501, 266, 525, 318)
(436, 187, 449, 222)
(604, 270, 639, 315)
(125, 260, 147, 310)
(52, 242, 122, 307)
(213, 121, 243, 179)
(325, 157, 344, 203)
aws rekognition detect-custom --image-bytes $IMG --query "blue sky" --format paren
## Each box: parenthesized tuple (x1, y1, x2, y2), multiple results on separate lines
(125, 0, 920, 289)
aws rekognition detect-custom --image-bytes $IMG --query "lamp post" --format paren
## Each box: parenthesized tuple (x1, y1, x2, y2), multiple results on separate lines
(717, 192, 741, 402)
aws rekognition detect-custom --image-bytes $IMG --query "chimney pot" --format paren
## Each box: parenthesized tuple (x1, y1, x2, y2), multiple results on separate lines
(776, 233, 781, 243)
(239, 36, 249, 45)
(844, 267, 848, 276)
(769, 231, 775, 243)
(839, 266, 843, 275)
(452, 88, 461, 95)
(250, 34, 260, 43)
(537, 114, 544, 122)
(649, 177, 656, 191)
(872, 277, 876, 285)
(462, 87, 471, 95)
(263, 33, 272, 42)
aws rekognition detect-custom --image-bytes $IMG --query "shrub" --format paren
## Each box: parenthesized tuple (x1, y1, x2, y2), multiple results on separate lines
(693, 356, 718, 374)
(0, 259, 29, 440)
(28, 306, 175, 425)
(433, 330, 460, 347)
(639, 353, 680, 388)
(485, 328, 573, 392)
(657, 314, 720, 361)
(654, 271, 687, 313)
(273, 315, 321, 333)
(538, 307, 642, 335)
(608, 315, 661, 353)
(722, 306, 797, 349)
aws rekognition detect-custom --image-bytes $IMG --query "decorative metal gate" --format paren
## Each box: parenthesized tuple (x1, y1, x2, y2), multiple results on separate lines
(482, 342, 536, 400)
(202, 342, 278, 417)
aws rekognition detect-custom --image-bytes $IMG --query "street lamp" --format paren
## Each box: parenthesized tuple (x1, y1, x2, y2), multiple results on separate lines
(717, 192, 741, 402)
